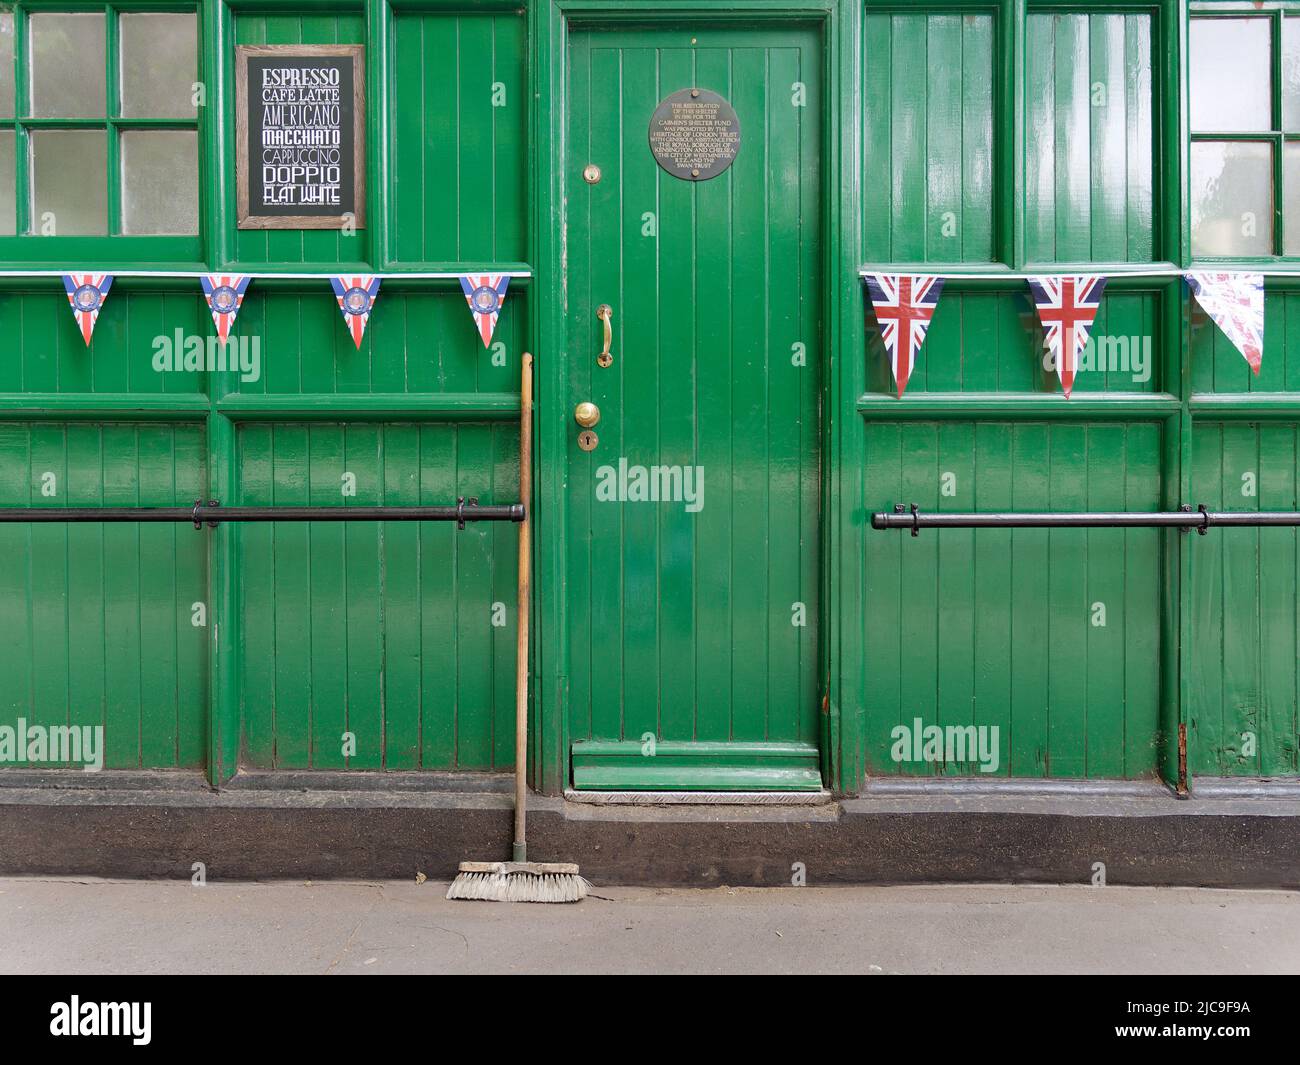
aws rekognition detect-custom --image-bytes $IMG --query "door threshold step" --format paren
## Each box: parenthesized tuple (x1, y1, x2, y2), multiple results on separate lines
(570, 739, 822, 791)
(564, 788, 832, 806)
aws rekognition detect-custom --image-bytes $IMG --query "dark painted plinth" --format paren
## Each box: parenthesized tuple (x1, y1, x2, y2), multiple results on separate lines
(2, 771, 1299, 888)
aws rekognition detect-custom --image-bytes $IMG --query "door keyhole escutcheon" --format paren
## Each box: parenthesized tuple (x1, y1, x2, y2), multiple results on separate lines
(596, 304, 614, 367)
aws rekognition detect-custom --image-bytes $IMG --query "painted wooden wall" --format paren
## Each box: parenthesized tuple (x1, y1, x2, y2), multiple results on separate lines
(390, 10, 528, 265)
(0, 421, 208, 768)
(1191, 422, 1300, 776)
(3, 0, 1300, 794)
(862, 11, 995, 263)
(0, 3, 530, 779)
(857, 7, 1170, 781)
(1023, 12, 1154, 264)
(862, 421, 1163, 778)
(238, 421, 519, 771)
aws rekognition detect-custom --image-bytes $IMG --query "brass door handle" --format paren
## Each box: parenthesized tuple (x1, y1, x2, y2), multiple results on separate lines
(596, 304, 613, 367)
(574, 402, 601, 428)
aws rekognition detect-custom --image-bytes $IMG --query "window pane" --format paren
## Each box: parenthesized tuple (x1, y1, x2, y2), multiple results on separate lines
(0, 131, 14, 235)
(1286, 19, 1300, 131)
(31, 130, 107, 235)
(121, 130, 198, 235)
(120, 13, 197, 119)
(29, 13, 105, 118)
(1286, 143, 1300, 255)
(1190, 18, 1271, 132)
(0, 13, 15, 119)
(1191, 140, 1273, 257)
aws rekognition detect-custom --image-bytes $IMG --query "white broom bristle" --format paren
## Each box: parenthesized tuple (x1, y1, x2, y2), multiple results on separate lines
(445, 864, 589, 903)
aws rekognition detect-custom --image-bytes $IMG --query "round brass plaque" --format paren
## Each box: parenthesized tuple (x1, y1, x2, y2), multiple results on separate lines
(648, 88, 741, 182)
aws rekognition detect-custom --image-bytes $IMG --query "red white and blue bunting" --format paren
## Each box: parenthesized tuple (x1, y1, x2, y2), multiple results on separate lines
(862, 269, 1270, 394)
(863, 274, 945, 397)
(61, 274, 113, 346)
(1185, 271, 1265, 375)
(1027, 275, 1107, 399)
(21, 266, 1277, 376)
(459, 274, 511, 348)
(201, 275, 252, 346)
(330, 275, 381, 349)
(14, 270, 530, 350)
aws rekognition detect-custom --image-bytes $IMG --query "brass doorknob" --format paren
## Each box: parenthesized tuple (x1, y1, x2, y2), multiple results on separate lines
(574, 402, 601, 428)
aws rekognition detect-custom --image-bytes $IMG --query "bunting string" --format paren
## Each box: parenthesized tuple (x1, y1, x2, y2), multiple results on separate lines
(25, 271, 529, 348)
(861, 268, 1269, 392)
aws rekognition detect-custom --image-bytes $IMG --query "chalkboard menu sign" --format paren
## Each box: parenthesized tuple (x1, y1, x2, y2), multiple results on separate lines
(236, 45, 366, 229)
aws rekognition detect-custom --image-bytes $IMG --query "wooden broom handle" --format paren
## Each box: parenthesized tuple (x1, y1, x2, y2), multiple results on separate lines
(514, 353, 532, 859)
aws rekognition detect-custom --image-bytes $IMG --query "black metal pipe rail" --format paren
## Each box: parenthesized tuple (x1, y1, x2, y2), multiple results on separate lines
(872, 503, 1300, 535)
(0, 498, 523, 530)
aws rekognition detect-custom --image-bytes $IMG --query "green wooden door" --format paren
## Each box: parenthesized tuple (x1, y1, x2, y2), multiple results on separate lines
(565, 25, 823, 791)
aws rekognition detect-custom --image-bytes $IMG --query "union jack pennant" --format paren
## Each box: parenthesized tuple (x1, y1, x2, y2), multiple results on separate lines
(459, 274, 511, 348)
(61, 274, 113, 346)
(863, 274, 946, 397)
(1185, 271, 1265, 375)
(330, 275, 381, 349)
(1027, 275, 1107, 398)
(200, 275, 252, 345)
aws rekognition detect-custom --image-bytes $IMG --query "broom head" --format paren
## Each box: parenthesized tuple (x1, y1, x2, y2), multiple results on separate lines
(446, 861, 589, 903)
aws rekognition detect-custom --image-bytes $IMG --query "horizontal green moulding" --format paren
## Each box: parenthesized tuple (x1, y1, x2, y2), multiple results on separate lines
(570, 740, 822, 792)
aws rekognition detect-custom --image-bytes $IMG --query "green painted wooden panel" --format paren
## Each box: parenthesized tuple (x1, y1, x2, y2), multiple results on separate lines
(571, 740, 821, 791)
(238, 421, 518, 771)
(1025, 13, 1154, 263)
(862, 420, 1163, 779)
(390, 11, 527, 264)
(867, 288, 1160, 393)
(1190, 422, 1300, 777)
(0, 422, 207, 769)
(1191, 291, 1300, 394)
(232, 11, 368, 266)
(862, 12, 995, 263)
(565, 27, 821, 769)
(0, 287, 207, 396)
(227, 288, 526, 396)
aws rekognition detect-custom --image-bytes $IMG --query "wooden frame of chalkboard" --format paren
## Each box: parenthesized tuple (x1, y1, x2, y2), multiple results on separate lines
(235, 44, 367, 230)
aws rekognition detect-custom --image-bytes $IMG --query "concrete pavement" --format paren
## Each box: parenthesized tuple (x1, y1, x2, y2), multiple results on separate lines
(1, 879, 1298, 974)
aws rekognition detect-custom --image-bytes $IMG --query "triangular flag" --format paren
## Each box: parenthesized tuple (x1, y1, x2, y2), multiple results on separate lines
(863, 274, 945, 397)
(1027, 275, 1107, 398)
(62, 274, 113, 346)
(200, 275, 252, 345)
(1185, 271, 1264, 375)
(459, 275, 511, 347)
(330, 275, 381, 349)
